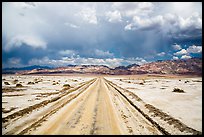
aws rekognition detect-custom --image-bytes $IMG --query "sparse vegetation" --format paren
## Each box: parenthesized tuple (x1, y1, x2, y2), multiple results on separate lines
(192, 80, 202, 82)
(16, 84, 23, 87)
(172, 88, 185, 93)
(63, 84, 71, 88)
(139, 82, 144, 85)
(53, 82, 59, 85)
(185, 80, 189, 83)
(13, 79, 18, 84)
(28, 82, 35, 85)
(4, 82, 10, 85)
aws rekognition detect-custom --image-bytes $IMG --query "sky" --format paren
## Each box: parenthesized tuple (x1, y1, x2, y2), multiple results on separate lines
(2, 2, 202, 68)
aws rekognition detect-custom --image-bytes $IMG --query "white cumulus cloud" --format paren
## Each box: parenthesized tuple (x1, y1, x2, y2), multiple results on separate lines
(172, 43, 182, 50)
(125, 15, 164, 31)
(157, 52, 165, 56)
(4, 35, 47, 52)
(172, 56, 179, 60)
(94, 49, 114, 58)
(186, 45, 202, 53)
(28, 56, 147, 68)
(181, 55, 192, 59)
(112, 2, 154, 17)
(106, 10, 122, 23)
(174, 49, 187, 56)
(78, 7, 97, 24)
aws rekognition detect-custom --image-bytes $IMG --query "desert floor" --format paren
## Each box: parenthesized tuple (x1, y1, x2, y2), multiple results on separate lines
(2, 74, 202, 135)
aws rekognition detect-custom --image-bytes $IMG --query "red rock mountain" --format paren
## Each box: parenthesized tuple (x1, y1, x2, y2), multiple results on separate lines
(13, 58, 202, 75)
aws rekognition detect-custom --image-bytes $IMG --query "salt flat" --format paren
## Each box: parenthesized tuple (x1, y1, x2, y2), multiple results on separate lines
(2, 74, 202, 135)
(105, 75, 202, 131)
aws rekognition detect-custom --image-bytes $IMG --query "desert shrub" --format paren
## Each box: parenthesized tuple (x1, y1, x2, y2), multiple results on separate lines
(172, 88, 184, 93)
(16, 84, 23, 87)
(34, 78, 38, 82)
(185, 80, 189, 83)
(53, 82, 59, 85)
(28, 82, 35, 85)
(13, 79, 18, 84)
(63, 84, 71, 88)
(4, 82, 10, 85)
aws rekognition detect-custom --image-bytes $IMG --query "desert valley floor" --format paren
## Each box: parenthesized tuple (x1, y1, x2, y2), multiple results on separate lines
(2, 74, 202, 135)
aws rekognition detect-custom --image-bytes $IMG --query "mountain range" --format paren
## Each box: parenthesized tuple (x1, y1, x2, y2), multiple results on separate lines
(2, 58, 202, 76)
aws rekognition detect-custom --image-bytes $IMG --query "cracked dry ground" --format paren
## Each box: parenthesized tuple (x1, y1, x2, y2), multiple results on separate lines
(3, 77, 201, 135)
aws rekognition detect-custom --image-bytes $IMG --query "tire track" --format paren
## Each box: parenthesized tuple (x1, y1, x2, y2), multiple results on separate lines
(3, 78, 96, 135)
(104, 78, 202, 135)
(29, 77, 122, 135)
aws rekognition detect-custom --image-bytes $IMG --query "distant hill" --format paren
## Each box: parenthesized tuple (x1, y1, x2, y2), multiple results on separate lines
(2, 58, 202, 76)
(2, 65, 51, 74)
(128, 58, 202, 75)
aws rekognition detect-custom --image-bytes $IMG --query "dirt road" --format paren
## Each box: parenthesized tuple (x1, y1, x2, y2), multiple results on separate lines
(21, 77, 161, 135)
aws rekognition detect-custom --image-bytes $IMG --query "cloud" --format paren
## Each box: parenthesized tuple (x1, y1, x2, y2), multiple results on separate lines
(112, 2, 154, 17)
(172, 56, 179, 60)
(3, 57, 24, 68)
(94, 49, 114, 58)
(2, 2, 202, 67)
(28, 56, 147, 68)
(11, 2, 36, 9)
(157, 52, 165, 56)
(164, 12, 202, 40)
(186, 45, 202, 53)
(64, 22, 80, 28)
(24, 2, 36, 7)
(125, 15, 164, 31)
(181, 55, 191, 59)
(106, 10, 122, 23)
(59, 50, 76, 57)
(172, 43, 181, 50)
(173, 49, 187, 56)
(4, 35, 47, 52)
(125, 11, 201, 41)
(77, 7, 97, 24)
(8, 57, 21, 65)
